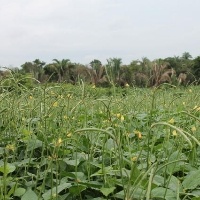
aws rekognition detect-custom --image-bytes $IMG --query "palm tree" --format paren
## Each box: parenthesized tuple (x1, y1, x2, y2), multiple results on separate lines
(89, 59, 105, 85)
(21, 59, 45, 82)
(43, 63, 58, 82)
(21, 62, 34, 74)
(32, 59, 45, 81)
(52, 59, 71, 82)
(141, 57, 150, 67)
(150, 60, 176, 86)
(192, 56, 200, 80)
(106, 58, 122, 84)
(181, 52, 192, 60)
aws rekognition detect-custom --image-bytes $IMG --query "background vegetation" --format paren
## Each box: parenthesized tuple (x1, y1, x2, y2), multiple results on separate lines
(1, 52, 200, 89)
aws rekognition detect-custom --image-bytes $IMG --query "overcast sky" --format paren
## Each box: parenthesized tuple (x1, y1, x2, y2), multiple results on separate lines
(0, 0, 200, 67)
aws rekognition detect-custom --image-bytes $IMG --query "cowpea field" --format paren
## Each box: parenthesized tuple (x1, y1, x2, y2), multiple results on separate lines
(0, 83, 200, 200)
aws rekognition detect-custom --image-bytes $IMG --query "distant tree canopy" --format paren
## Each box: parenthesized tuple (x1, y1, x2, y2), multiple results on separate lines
(0, 52, 199, 88)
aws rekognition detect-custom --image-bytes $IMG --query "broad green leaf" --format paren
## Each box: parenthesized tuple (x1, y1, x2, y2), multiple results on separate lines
(69, 185, 87, 195)
(58, 160, 67, 171)
(91, 166, 113, 177)
(59, 193, 70, 200)
(104, 138, 116, 150)
(22, 189, 38, 200)
(129, 187, 146, 199)
(74, 152, 88, 160)
(89, 162, 102, 168)
(151, 187, 176, 200)
(42, 182, 71, 200)
(65, 172, 86, 181)
(123, 166, 141, 183)
(120, 168, 130, 178)
(26, 138, 43, 151)
(191, 189, 200, 197)
(14, 158, 36, 167)
(136, 113, 148, 120)
(192, 197, 200, 200)
(14, 188, 26, 197)
(153, 175, 164, 186)
(100, 187, 115, 197)
(113, 190, 124, 199)
(167, 175, 183, 192)
(166, 151, 186, 174)
(182, 170, 200, 190)
(0, 163, 16, 174)
(63, 158, 81, 166)
(78, 181, 103, 189)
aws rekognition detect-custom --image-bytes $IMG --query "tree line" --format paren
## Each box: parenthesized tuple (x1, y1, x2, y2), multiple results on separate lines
(0, 52, 200, 88)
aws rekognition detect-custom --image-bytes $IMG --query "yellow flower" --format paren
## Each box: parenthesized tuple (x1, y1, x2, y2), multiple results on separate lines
(172, 130, 177, 136)
(120, 115, 124, 121)
(67, 94, 72, 98)
(51, 154, 58, 159)
(193, 105, 198, 110)
(191, 126, 196, 132)
(58, 95, 63, 99)
(131, 156, 137, 161)
(67, 132, 72, 137)
(29, 96, 33, 99)
(116, 113, 121, 118)
(58, 138, 62, 143)
(63, 115, 68, 119)
(51, 91, 55, 96)
(193, 106, 200, 111)
(55, 138, 62, 147)
(125, 132, 130, 137)
(134, 130, 139, 134)
(134, 130, 142, 139)
(138, 132, 142, 139)
(6, 144, 15, 152)
(92, 85, 96, 89)
(125, 83, 129, 87)
(189, 89, 192, 93)
(53, 102, 58, 107)
(168, 118, 175, 124)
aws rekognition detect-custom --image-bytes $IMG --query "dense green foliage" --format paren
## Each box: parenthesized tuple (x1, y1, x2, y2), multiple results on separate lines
(0, 82, 200, 199)
(0, 52, 200, 88)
